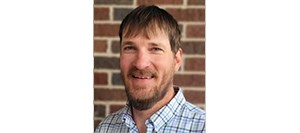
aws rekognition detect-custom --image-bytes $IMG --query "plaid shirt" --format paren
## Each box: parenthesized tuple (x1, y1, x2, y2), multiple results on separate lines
(95, 87, 206, 133)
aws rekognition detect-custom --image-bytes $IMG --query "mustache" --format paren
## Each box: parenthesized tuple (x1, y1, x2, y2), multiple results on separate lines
(128, 67, 157, 77)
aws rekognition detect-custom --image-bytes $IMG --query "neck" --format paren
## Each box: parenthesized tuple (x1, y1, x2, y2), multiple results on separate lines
(131, 88, 175, 133)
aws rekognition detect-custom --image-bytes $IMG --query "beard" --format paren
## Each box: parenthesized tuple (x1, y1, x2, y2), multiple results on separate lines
(122, 67, 174, 111)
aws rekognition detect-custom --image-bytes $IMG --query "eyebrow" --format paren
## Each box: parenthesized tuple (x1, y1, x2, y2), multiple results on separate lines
(149, 42, 160, 46)
(149, 42, 167, 50)
(121, 40, 167, 49)
(121, 41, 135, 46)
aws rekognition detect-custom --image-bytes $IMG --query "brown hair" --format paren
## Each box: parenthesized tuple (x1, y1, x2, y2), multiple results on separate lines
(119, 5, 181, 54)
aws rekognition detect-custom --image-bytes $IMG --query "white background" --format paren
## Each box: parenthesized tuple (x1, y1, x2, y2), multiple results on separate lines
(0, 0, 299, 132)
(0, 0, 93, 132)
(207, 0, 300, 132)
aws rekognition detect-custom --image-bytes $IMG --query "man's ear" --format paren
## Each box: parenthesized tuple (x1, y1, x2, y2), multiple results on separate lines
(174, 48, 183, 72)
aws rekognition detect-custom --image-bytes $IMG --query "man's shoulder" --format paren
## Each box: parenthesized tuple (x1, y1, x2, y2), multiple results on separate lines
(184, 101, 205, 113)
(172, 87, 205, 119)
(99, 106, 127, 125)
(180, 101, 206, 119)
(163, 101, 205, 132)
(95, 106, 128, 133)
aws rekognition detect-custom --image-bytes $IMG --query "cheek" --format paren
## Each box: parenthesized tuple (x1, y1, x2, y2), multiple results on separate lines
(120, 55, 134, 72)
(120, 58, 128, 71)
(153, 57, 176, 73)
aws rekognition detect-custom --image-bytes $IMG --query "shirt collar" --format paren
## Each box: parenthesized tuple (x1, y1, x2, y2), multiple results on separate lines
(148, 87, 185, 132)
(120, 103, 135, 128)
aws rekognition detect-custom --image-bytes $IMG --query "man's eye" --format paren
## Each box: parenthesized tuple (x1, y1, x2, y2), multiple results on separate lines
(123, 46, 136, 51)
(152, 47, 163, 52)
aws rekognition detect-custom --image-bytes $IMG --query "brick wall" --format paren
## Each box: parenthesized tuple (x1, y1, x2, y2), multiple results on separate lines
(94, 0, 205, 128)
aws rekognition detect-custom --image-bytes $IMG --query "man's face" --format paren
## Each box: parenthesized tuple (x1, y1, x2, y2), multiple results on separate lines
(120, 30, 182, 110)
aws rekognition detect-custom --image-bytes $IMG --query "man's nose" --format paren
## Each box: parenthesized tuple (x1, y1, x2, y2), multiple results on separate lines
(134, 50, 150, 69)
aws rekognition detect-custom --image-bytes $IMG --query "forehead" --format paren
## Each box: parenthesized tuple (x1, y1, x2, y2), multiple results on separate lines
(122, 31, 170, 47)
(122, 20, 169, 40)
(122, 25, 169, 43)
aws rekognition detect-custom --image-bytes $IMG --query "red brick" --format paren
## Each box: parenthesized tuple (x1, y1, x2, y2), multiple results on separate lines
(166, 8, 205, 21)
(111, 40, 120, 53)
(94, 40, 107, 52)
(188, 0, 205, 5)
(94, 120, 101, 130)
(138, 0, 183, 5)
(94, 24, 119, 37)
(174, 74, 205, 87)
(94, 7, 109, 20)
(94, 89, 127, 101)
(184, 90, 205, 103)
(185, 57, 205, 71)
(186, 24, 205, 38)
(110, 105, 124, 113)
(181, 41, 205, 55)
(94, 104, 106, 117)
(113, 8, 134, 21)
(94, 0, 133, 5)
(94, 73, 108, 85)
(94, 57, 120, 69)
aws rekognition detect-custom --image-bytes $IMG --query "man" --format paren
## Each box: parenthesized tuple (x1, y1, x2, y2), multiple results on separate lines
(95, 5, 205, 133)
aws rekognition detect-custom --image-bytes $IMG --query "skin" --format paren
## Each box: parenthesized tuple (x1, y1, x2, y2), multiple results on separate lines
(120, 29, 182, 133)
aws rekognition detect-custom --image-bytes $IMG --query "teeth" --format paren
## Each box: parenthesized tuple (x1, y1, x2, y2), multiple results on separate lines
(132, 75, 152, 79)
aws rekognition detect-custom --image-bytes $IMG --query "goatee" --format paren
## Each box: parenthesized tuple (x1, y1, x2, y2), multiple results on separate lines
(125, 85, 168, 110)
(122, 67, 174, 111)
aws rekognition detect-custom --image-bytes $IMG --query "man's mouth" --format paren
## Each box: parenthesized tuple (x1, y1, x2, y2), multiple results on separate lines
(129, 68, 156, 80)
(131, 74, 154, 79)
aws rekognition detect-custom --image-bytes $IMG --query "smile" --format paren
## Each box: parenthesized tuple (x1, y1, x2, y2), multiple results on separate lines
(131, 74, 154, 79)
